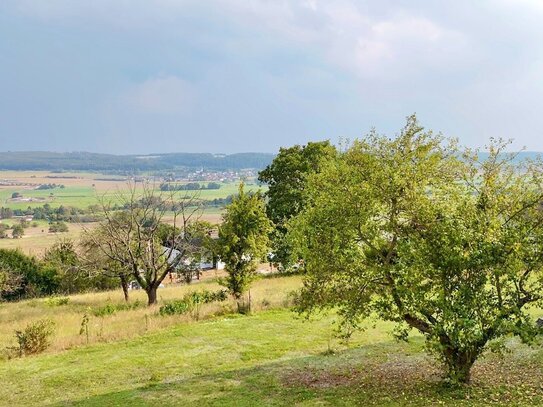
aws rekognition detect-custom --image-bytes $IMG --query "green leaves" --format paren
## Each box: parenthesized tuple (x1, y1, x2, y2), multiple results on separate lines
(218, 183, 272, 299)
(288, 115, 543, 384)
(258, 141, 337, 270)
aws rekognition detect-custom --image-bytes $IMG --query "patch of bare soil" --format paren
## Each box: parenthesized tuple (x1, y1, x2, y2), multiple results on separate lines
(283, 354, 441, 391)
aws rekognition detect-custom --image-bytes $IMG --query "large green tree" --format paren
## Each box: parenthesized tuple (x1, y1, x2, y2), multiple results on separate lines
(258, 141, 336, 270)
(218, 183, 272, 305)
(289, 116, 543, 384)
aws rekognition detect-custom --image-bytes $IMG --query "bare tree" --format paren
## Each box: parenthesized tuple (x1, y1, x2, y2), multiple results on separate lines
(82, 181, 207, 305)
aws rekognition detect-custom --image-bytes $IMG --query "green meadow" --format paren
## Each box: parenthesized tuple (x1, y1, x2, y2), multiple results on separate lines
(1, 275, 543, 406)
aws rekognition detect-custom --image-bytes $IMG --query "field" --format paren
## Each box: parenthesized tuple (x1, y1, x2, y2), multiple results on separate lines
(1, 275, 543, 406)
(0, 170, 260, 256)
(0, 171, 261, 210)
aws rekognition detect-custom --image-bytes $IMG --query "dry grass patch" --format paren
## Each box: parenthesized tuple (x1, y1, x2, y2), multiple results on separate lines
(0, 275, 301, 354)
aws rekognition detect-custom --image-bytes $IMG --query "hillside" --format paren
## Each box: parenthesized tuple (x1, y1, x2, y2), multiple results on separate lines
(0, 152, 275, 172)
(1, 276, 543, 406)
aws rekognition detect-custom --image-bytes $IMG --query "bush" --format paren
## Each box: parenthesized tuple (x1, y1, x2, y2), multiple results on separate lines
(6, 319, 55, 357)
(44, 296, 69, 306)
(159, 300, 190, 316)
(0, 249, 60, 300)
(92, 300, 144, 317)
(48, 222, 69, 233)
(159, 289, 228, 316)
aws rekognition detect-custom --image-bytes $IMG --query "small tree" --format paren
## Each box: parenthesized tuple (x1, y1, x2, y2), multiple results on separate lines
(0, 249, 59, 299)
(11, 225, 24, 239)
(79, 234, 132, 301)
(289, 116, 543, 385)
(48, 221, 69, 233)
(42, 239, 95, 295)
(218, 183, 272, 307)
(83, 182, 206, 305)
(0, 264, 22, 301)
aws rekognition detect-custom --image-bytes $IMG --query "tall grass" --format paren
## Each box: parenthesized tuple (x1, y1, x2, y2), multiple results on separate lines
(0, 275, 301, 354)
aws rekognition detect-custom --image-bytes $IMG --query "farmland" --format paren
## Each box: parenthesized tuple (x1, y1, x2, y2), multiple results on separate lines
(0, 171, 260, 210)
(0, 170, 261, 255)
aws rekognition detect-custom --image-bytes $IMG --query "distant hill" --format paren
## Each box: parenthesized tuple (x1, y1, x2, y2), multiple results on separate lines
(0, 151, 275, 172)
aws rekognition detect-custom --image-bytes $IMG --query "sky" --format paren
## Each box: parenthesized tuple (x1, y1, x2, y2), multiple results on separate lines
(1, 0, 543, 154)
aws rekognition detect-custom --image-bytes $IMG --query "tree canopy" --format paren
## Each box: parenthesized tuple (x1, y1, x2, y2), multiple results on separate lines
(289, 115, 543, 384)
(258, 141, 336, 270)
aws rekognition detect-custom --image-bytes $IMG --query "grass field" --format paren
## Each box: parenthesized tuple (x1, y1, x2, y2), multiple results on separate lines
(0, 274, 298, 352)
(0, 170, 263, 210)
(0, 211, 223, 257)
(0, 170, 258, 256)
(1, 274, 543, 406)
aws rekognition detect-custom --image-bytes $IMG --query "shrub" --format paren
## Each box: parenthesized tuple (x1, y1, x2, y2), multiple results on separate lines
(7, 319, 55, 357)
(159, 289, 228, 316)
(48, 221, 69, 233)
(0, 249, 60, 300)
(44, 296, 70, 306)
(92, 300, 144, 317)
(159, 300, 190, 316)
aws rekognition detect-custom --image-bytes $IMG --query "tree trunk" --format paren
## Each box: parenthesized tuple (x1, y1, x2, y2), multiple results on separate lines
(146, 285, 158, 306)
(443, 347, 478, 385)
(120, 275, 129, 302)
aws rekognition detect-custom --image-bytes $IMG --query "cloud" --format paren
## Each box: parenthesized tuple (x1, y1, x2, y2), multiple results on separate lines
(206, 1, 471, 79)
(3, 0, 543, 153)
(117, 75, 195, 115)
(7, 0, 469, 79)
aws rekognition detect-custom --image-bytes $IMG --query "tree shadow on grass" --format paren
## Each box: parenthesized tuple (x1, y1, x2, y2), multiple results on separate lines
(56, 340, 543, 407)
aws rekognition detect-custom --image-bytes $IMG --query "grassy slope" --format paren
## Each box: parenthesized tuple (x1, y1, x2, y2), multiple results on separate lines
(2, 288, 543, 405)
(1, 309, 543, 406)
(0, 275, 298, 351)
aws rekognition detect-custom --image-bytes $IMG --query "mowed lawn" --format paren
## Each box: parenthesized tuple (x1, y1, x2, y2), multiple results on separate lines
(1, 276, 543, 406)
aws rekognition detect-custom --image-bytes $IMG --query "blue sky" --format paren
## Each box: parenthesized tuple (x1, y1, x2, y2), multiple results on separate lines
(1, 0, 543, 154)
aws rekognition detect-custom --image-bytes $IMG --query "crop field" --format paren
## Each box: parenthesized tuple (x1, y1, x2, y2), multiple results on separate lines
(0, 212, 224, 257)
(0, 171, 262, 210)
(1, 275, 543, 406)
(0, 170, 260, 255)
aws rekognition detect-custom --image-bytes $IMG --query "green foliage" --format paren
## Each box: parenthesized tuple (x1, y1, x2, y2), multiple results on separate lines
(289, 115, 543, 385)
(44, 296, 70, 306)
(44, 239, 119, 294)
(0, 223, 8, 238)
(218, 183, 272, 299)
(0, 249, 60, 300)
(258, 141, 336, 271)
(92, 300, 144, 317)
(48, 221, 69, 233)
(11, 224, 24, 238)
(158, 289, 228, 316)
(0, 207, 13, 219)
(6, 319, 55, 357)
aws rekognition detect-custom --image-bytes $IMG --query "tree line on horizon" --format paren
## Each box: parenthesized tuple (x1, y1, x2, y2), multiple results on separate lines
(0, 151, 274, 172)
